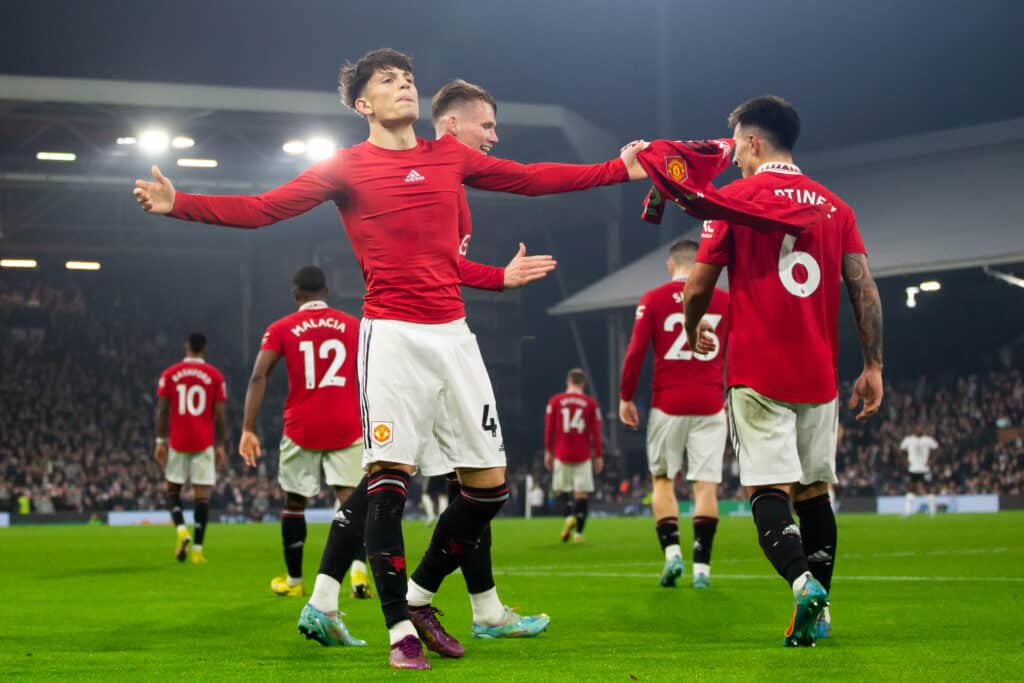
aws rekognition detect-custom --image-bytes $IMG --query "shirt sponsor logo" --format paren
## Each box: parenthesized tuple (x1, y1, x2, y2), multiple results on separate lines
(665, 156, 687, 182)
(371, 421, 394, 446)
(404, 169, 425, 183)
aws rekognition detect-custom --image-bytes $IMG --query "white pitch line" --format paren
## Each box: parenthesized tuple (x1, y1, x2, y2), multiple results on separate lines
(492, 569, 1024, 583)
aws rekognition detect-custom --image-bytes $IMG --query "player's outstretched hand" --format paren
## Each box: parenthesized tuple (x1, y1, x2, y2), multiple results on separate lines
(133, 165, 175, 214)
(239, 429, 262, 467)
(619, 139, 650, 180)
(619, 399, 639, 429)
(504, 243, 556, 289)
(849, 366, 883, 422)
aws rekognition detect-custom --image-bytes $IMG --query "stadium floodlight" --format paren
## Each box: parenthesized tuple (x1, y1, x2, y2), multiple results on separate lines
(905, 286, 919, 308)
(36, 152, 76, 162)
(65, 260, 101, 271)
(139, 129, 170, 153)
(116, 136, 137, 145)
(172, 136, 195, 149)
(919, 280, 941, 292)
(282, 140, 306, 155)
(177, 158, 218, 168)
(306, 137, 335, 161)
(0, 258, 38, 269)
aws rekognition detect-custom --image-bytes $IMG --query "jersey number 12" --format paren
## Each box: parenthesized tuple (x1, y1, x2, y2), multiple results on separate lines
(298, 340, 347, 389)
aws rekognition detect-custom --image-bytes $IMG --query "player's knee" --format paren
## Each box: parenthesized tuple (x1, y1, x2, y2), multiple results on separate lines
(333, 486, 353, 507)
(458, 480, 510, 521)
(793, 481, 829, 502)
(284, 492, 307, 510)
(456, 465, 506, 489)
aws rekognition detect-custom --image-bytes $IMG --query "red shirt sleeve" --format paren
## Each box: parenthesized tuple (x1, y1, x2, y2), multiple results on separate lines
(544, 398, 555, 452)
(168, 155, 345, 228)
(590, 401, 603, 460)
(696, 219, 732, 266)
(156, 369, 170, 398)
(619, 292, 654, 402)
(460, 258, 505, 290)
(455, 140, 628, 197)
(260, 322, 284, 354)
(841, 205, 867, 256)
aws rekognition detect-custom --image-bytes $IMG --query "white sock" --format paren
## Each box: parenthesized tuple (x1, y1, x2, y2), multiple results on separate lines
(406, 579, 435, 607)
(287, 575, 303, 587)
(309, 574, 341, 613)
(469, 587, 505, 626)
(350, 559, 367, 580)
(927, 494, 936, 516)
(438, 494, 449, 512)
(421, 494, 435, 521)
(176, 524, 188, 534)
(193, 544, 202, 552)
(821, 605, 831, 623)
(692, 562, 710, 577)
(664, 544, 682, 561)
(389, 619, 417, 645)
(791, 570, 813, 597)
(904, 493, 915, 515)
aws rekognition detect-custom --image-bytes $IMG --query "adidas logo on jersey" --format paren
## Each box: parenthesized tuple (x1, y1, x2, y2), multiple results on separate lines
(404, 169, 425, 183)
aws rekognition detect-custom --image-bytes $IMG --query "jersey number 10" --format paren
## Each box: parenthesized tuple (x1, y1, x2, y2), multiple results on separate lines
(175, 384, 206, 416)
(298, 340, 347, 389)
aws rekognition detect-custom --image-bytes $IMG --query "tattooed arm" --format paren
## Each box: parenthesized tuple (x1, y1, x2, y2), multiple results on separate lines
(842, 252, 884, 421)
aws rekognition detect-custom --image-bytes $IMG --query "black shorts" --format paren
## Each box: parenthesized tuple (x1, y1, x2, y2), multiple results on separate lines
(427, 475, 450, 496)
(908, 472, 929, 486)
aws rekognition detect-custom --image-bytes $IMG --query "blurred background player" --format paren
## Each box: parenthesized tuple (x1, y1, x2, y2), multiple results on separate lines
(900, 426, 939, 516)
(238, 266, 370, 619)
(545, 369, 603, 543)
(155, 333, 226, 564)
(420, 475, 449, 525)
(619, 238, 729, 589)
(403, 79, 552, 641)
(684, 95, 884, 646)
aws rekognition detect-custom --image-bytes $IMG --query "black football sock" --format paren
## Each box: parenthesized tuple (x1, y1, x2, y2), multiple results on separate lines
(193, 497, 209, 546)
(559, 492, 574, 518)
(656, 516, 680, 552)
(574, 498, 589, 534)
(794, 494, 837, 592)
(281, 507, 307, 579)
(411, 482, 509, 593)
(168, 489, 185, 527)
(692, 516, 719, 566)
(365, 470, 411, 628)
(461, 523, 495, 594)
(750, 488, 809, 585)
(319, 476, 368, 582)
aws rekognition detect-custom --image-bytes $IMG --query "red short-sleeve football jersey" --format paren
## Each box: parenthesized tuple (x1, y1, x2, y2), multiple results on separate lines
(157, 359, 226, 452)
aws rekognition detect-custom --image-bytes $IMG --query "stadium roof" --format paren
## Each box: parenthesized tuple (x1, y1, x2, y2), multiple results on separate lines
(549, 116, 1024, 315)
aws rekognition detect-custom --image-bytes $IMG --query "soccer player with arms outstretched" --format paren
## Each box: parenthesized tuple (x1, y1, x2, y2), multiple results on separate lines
(237, 266, 369, 648)
(619, 238, 729, 589)
(545, 369, 603, 544)
(684, 96, 883, 646)
(155, 333, 226, 564)
(134, 49, 644, 669)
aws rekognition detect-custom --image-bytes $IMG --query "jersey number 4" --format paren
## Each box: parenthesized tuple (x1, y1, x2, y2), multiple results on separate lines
(663, 313, 723, 361)
(298, 339, 347, 389)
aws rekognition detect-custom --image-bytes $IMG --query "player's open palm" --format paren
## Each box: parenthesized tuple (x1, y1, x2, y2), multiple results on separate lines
(849, 367, 883, 422)
(133, 165, 175, 214)
(504, 243, 556, 289)
(238, 430, 261, 467)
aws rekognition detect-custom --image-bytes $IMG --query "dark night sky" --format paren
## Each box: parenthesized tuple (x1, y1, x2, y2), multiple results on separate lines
(3, 0, 1023, 150)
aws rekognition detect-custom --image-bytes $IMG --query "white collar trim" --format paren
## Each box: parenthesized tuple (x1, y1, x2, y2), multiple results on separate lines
(756, 161, 802, 175)
(182, 357, 205, 363)
(299, 301, 328, 311)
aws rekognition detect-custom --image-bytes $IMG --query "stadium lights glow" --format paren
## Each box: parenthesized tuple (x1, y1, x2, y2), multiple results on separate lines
(139, 129, 170, 153)
(282, 140, 306, 155)
(36, 152, 76, 162)
(65, 260, 101, 271)
(905, 286, 919, 308)
(306, 137, 336, 161)
(919, 280, 942, 292)
(0, 259, 38, 269)
(172, 136, 195, 149)
(177, 158, 218, 168)
(116, 136, 137, 145)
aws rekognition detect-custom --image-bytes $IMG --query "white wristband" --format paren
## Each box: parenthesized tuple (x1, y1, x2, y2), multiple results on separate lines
(155, 437, 167, 445)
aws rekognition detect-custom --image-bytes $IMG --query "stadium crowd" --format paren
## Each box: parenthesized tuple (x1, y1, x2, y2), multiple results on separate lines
(2, 276, 1022, 516)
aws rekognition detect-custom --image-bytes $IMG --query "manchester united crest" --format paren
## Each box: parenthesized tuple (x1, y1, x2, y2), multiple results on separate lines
(666, 156, 687, 182)
(371, 421, 393, 446)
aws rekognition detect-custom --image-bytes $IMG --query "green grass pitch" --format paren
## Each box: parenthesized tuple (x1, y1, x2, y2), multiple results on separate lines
(2, 512, 1022, 680)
